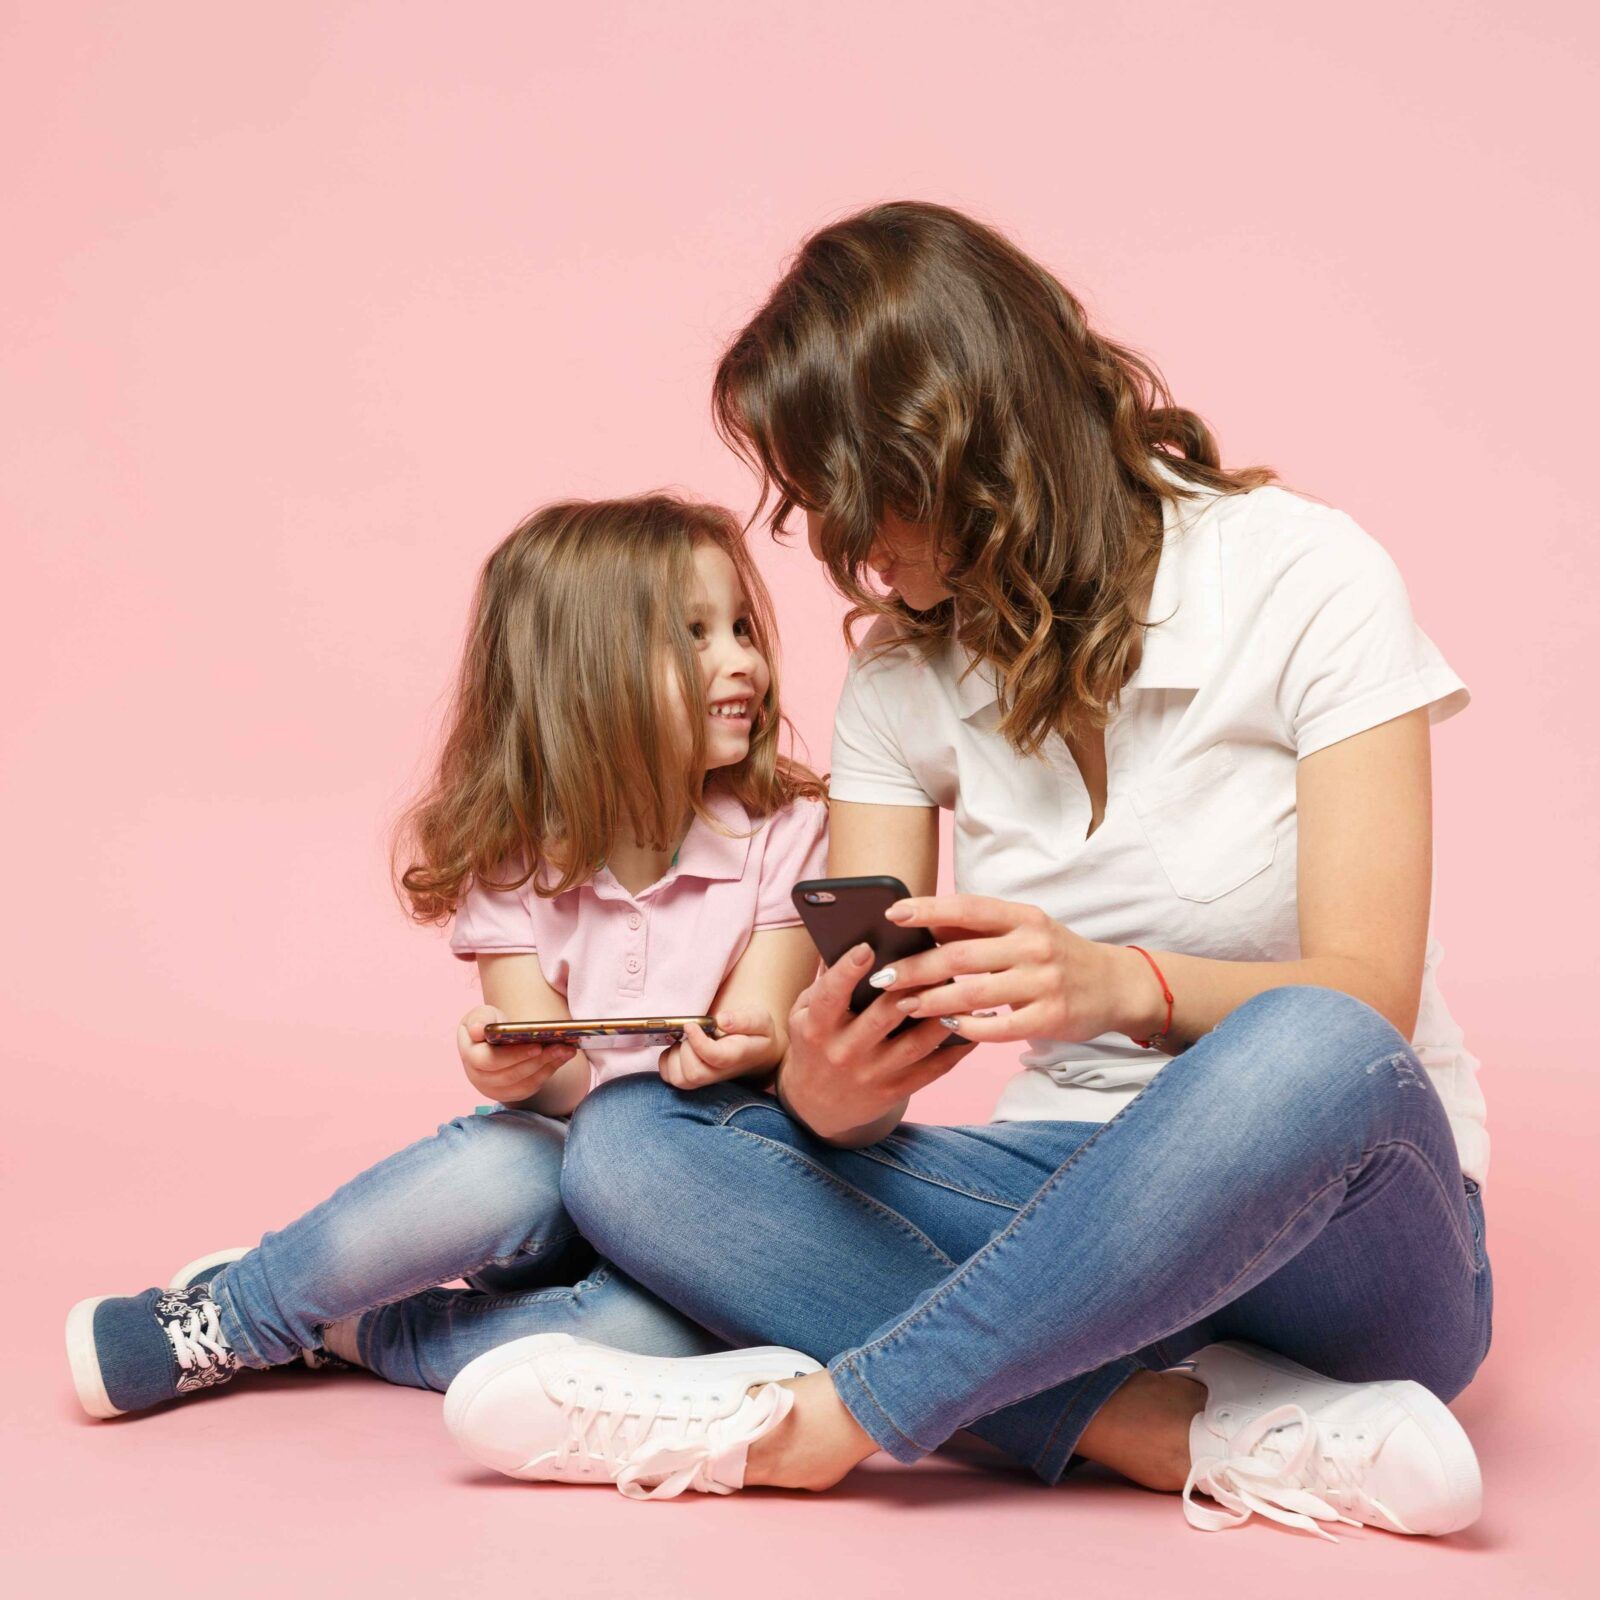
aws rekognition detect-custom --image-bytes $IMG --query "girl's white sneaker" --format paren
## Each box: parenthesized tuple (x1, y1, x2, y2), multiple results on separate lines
(1177, 1342, 1483, 1539)
(443, 1333, 822, 1499)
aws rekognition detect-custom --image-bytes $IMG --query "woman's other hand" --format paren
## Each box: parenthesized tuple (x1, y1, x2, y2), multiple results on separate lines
(870, 894, 1161, 1044)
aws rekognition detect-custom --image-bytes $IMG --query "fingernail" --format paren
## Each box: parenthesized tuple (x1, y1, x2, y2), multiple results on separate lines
(939, 1016, 964, 1032)
(851, 944, 873, 964)
(867, 965, 897, 989)
(971, 1008, 1000, 1018)
(895, 997, 918, 1013)
(885, 903, 911, 921)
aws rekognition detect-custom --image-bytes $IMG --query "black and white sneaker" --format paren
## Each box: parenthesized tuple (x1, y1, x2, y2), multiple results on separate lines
(66, 1285, 242, 1418)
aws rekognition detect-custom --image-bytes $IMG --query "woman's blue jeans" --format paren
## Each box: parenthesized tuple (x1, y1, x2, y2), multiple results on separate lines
(208, 1107, 720, 1393)
(560, 986, 1493, 1483)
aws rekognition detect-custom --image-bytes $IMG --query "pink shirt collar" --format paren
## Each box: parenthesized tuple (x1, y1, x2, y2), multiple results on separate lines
(542, 787, 755, 902)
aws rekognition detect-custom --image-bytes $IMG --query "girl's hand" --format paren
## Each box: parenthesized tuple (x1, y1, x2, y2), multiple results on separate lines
(872, 894, 1164, 1044)
(457, 1004, 578, 1105)
(658, 1008, 780, 1091)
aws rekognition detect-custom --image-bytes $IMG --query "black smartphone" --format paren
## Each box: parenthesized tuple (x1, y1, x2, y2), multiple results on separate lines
(791, 875, 940, 1037)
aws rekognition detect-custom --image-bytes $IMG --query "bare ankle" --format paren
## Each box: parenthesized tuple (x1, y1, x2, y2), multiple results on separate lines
(1075, 1369, 1206, 1493)
(321, 1317, 363, 1367)
(744, 1370, 877, 1491)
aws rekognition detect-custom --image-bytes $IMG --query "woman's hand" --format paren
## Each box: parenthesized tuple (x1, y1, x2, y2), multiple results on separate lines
(457, 1004, 579, 1105)
(658, 1008, 782, 1091)
(780, 943, 977, 1144)
(873, 894, 1165, 1044)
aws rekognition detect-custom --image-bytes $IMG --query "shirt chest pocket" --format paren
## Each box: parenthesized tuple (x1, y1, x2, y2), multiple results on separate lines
(1129, 744, 1277, 903)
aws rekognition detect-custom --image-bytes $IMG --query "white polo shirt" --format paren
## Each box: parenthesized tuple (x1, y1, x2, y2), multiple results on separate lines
(828, 463, 1489, 1182)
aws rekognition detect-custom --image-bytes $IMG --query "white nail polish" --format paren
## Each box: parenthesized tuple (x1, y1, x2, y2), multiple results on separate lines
(867, 966, 897, 989)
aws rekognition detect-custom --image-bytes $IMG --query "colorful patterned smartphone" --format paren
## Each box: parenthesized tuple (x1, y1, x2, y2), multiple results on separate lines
(483, 1017, 722, 1050)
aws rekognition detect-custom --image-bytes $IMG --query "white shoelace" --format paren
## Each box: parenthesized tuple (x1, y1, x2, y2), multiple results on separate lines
(1183, 1402, 1411, 1541)
(162, 1297, 233, 1376)
(547, 1375, 793, 1499)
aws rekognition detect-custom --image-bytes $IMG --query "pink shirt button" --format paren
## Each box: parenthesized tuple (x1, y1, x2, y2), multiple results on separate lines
(627, 913, 642, 929)
(625, 956, 641, 973)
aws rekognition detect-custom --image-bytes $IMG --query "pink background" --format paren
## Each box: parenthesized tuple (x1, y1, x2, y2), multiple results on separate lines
(4, 2, 1595, 1594)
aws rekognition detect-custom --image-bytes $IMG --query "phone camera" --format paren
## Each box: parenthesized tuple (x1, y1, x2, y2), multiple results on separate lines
(805, 891, 836, 904)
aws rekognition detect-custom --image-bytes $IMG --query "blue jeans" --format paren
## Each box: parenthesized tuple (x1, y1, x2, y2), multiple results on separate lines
(209, 1107, 721, 1392)
(561, 986, 1493, 1482)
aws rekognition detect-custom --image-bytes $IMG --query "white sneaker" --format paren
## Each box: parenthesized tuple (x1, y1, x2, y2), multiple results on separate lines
(1177, 1342, 1483, 1539)
(444, 1334, 822, 1499)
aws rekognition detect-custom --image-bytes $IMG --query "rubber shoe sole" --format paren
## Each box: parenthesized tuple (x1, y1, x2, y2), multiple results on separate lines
(65, 1296, 122, 1419)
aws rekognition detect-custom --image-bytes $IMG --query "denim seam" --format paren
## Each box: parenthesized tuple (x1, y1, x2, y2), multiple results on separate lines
(829, 1352, 931, 1457)
(845, 1143, 1029, 1212)
(332, 1227, 583, 1326)
(720, 1124, 961, 1269)
(1033, 1356, 1145, 1481)
(428, 1262, 616, 1316)
(211, 1279, 272, 1369)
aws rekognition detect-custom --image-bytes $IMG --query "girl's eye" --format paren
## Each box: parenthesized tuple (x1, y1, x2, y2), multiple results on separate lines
(686, 618, 753, 642)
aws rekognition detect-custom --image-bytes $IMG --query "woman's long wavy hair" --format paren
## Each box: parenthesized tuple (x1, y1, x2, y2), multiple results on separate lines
(394, 494, 824, 923)
(713, 201, 1277, 756)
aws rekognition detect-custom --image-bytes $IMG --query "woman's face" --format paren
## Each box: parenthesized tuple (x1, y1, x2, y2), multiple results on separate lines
(805, 509, 952, 612)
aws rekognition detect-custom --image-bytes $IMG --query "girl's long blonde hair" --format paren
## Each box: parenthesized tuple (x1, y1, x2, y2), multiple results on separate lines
(394, 493, 824, 922)
(714, 201, 1277, 756)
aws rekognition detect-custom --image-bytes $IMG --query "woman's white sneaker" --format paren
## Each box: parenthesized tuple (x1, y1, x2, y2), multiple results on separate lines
(444, 1334, 821, 1499)
(1177, 1342, 1483, 1539)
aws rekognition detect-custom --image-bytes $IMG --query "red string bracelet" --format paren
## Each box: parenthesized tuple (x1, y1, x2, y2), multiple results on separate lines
(1126, 945, 1174, 1049)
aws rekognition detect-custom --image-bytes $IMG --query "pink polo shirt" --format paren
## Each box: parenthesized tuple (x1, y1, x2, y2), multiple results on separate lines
(451, 790, 828, 1090)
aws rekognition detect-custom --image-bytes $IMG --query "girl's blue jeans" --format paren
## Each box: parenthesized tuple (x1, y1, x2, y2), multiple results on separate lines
(208, 1107, 720, 1393)
(558, 986, 1493, 1482)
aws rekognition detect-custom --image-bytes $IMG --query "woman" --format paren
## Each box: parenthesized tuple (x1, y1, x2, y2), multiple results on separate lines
(444, 203, 1491, 1538)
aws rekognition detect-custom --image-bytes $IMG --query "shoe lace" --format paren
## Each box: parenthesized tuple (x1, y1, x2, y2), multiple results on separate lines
(162, 1296, 232, 1375)
(1183, 1402, 1412, 1541)
(549, 1375, 785, 1500)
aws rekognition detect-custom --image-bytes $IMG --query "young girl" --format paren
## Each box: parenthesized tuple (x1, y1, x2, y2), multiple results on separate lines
(66, 493, 829, 1415)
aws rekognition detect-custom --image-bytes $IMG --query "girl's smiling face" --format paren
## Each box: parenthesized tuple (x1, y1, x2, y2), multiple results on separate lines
(804, 509, 952, 612)
(677, 540, 771, 770)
